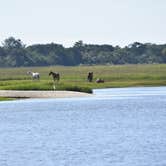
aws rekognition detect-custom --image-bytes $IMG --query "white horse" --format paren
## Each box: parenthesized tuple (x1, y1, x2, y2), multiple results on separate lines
(27, 71, 40, 80)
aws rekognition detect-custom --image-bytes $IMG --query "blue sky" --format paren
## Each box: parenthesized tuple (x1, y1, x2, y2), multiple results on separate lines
(0, 0, 166, 47)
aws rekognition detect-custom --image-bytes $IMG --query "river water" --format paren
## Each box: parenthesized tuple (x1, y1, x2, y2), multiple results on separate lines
(0, 87, 166, 166)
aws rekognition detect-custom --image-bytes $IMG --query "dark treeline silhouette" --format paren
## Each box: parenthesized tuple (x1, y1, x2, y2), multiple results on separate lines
(0, 37, 166, 67)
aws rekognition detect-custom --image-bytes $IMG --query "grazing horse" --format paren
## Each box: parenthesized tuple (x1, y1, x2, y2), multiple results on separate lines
(27, 71, 40, 80)
(87, 72, 93, 82)
(96, 78, 104, 83)
(49, 71, 60, 82)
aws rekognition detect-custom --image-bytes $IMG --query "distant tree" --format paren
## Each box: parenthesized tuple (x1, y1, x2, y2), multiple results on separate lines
(1, 37, 29, 67)
(2, 37, 25, 50)
(0, 37, 166, 67)
(0, 47, 5, 56)
(73, 40, 84, 48)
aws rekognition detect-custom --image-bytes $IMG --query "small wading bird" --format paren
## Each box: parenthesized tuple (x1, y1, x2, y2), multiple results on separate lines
(49, 71, 60, 82)
(27, 71, 40, 80)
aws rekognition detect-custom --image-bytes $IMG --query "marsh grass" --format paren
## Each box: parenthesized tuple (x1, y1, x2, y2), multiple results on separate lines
(0, 64, 166, 93)
(0, 97, 16, 101)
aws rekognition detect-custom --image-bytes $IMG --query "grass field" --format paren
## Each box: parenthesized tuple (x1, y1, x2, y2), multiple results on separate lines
(0, 64, 166, 93)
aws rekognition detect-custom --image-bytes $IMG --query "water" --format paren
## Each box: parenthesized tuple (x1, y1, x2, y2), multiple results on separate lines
(0, 87, 166, 166)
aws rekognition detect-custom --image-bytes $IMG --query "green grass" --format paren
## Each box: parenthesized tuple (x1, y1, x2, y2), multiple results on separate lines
(0, 97, 16, 101)
(0, 64, 166, 93)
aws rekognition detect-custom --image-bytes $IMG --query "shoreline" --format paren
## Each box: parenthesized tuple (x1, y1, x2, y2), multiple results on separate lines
(1, 85, 166, 101)
(0, 90, 92, 99)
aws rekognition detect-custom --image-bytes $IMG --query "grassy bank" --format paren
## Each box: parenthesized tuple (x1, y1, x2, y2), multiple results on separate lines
(0, 64, 166, 93)
(0, 97, 16, 101)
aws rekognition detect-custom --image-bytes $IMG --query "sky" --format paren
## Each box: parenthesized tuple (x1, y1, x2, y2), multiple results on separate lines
(0, 0, 166, 47)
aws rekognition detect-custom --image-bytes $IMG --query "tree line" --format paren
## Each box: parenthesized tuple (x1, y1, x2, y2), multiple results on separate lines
(0, 37, 166, 67)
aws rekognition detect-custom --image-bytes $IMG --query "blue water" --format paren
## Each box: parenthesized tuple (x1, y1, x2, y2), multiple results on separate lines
(0, 87, 166, 166)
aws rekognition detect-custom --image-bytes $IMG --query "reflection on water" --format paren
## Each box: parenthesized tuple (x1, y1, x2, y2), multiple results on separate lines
(0, 87, 166, 166)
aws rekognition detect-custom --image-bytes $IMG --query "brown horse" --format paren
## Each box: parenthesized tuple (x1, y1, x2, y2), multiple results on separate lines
(87, 72, 93, 82)
(96, 78, 104, 83)
(49, 71, 60, 82)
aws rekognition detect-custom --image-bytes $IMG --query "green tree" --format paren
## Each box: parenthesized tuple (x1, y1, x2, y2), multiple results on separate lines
(2, 37, 25, 50)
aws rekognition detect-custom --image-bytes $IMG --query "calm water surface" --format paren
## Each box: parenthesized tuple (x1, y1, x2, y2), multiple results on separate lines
(0, 87, 166, 166)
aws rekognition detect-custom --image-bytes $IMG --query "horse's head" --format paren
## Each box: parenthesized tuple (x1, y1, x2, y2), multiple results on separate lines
(88, 72, 93, 76)
(27, 71, 31, 75)
(49, 71, 52, 76)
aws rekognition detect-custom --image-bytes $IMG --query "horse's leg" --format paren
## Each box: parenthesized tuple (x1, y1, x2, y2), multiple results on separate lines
(53, 76, 55, 82)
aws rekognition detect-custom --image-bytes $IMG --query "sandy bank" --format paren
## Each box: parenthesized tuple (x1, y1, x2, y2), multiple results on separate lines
(0, 90, 92, 99)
